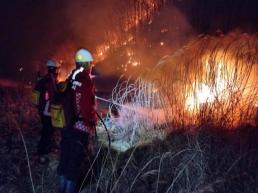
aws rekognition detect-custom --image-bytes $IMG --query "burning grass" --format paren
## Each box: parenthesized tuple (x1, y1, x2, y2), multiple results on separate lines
(98, 32, 258, 150)
(150, 32, 258, 129)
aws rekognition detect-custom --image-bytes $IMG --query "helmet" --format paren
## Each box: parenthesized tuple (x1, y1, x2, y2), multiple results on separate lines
(46, 59, 59, 68)
(75, 48, 93, 63)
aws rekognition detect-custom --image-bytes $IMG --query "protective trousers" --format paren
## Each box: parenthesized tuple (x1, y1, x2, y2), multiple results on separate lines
(57, 128, 88, 190)
(37, 115, 54, 155)
(58, 175, 76, 193)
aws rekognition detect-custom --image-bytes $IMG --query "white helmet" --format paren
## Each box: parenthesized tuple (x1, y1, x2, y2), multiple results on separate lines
(75, 48, 93, 63)
(46, 59, 59, 68)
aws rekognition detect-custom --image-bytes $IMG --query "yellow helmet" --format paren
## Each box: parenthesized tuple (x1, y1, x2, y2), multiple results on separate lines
(75, 48, 93, 63)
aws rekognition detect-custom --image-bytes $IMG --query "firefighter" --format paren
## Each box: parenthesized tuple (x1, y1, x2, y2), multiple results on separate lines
(34, 59, 60, 163)
(57, 48, 97, 193)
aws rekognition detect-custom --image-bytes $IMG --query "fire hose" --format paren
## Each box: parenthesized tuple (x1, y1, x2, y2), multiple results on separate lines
(95, 96, 118, 149)
(95, 95, 140, 149)
(96, 112, 111, 149)
(95, 96, 138, 111)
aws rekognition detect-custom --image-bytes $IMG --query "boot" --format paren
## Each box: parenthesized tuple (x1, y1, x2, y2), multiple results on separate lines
(58, 175, 67, 193)
(65, 180, 76, 193)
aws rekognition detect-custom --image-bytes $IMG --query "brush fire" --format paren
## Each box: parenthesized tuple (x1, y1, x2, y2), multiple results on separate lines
(98, 33, 258, 149)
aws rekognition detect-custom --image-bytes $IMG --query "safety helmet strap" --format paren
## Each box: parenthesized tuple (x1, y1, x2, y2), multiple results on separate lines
(76, 62, 91, 69)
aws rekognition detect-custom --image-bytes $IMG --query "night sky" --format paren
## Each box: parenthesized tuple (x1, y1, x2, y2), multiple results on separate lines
(0, 0, 257, 81)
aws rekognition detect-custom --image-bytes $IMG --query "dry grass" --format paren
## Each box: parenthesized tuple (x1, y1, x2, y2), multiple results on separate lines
(147, 32, 258, 128)
(80, 126, 258, 193)
(99, 32, 258, 150)
(0, 86, 59, 193)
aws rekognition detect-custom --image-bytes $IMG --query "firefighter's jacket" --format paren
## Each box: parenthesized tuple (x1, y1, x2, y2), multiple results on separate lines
(34, 73, 57, 116)
(70, 67, 97, 134)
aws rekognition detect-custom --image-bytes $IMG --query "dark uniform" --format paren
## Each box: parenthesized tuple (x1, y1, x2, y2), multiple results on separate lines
(34, 72, 58, 157)
(57, 67, 96, 193)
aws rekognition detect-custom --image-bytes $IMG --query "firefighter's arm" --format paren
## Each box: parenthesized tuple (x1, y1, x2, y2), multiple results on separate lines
(79, 79, 97, 133)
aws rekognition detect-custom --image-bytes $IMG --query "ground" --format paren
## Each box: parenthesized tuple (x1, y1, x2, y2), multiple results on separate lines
(0, 85, 258, 193)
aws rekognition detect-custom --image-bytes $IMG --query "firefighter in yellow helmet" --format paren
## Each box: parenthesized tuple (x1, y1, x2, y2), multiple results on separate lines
(57, 48, 97, 193)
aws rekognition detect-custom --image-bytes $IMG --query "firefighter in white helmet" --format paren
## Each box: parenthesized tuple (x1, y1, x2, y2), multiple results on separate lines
(33, 59, 60, 163)
(57, 48, 97, 193)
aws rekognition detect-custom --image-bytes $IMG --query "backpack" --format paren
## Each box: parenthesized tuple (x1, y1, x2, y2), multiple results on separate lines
(32, 77, 50, 115)
(32, 89, 40, 106)
(32, 75, 42, 106)
(50, 81, 74, 128)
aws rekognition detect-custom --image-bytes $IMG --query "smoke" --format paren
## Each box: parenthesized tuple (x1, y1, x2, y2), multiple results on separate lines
(64, 0, 117, 48)
(132, 4, 194, 72)
(59, 0, 193, 79)
(1, 0, 257, 83)
(49, 0, 122, 79)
